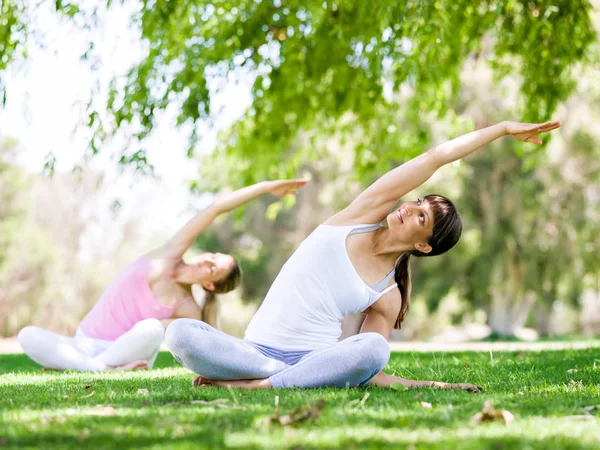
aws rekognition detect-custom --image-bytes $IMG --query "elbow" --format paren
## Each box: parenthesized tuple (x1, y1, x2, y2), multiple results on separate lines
(207, 201, 226, 217)
(424, 146, 445, 168)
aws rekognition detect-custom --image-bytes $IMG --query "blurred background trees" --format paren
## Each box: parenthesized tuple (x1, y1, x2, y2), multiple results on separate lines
(1, 1, 599, 339)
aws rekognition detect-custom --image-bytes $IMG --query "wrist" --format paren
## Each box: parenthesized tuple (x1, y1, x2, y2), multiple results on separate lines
(498, 121, 510, 135)
(260, 180, 274, 193)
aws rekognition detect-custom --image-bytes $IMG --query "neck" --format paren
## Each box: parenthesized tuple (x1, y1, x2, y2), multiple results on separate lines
(171, 259, 194, 286)
(370, 227, 413, 263)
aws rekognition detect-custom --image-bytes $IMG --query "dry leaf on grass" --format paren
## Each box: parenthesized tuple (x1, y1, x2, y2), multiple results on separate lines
(470, 400, 514, 426)
(515, 392, 524, 396)
(137, 389, 149, 395)
(260, 396, 326, 426)
(420, 401, 432, 408)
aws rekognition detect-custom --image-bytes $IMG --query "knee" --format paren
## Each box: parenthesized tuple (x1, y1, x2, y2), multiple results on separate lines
(164, 319, 195, 354)
(17, 326, 40, 351)
(136, 319, 165, 341)
(360, 333, 391, 373)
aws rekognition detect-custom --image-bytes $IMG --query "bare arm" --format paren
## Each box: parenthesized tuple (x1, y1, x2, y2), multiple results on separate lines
(361, 292, 482, 392)
(152, 179, 307, 259)
(328, 120, 560, 225)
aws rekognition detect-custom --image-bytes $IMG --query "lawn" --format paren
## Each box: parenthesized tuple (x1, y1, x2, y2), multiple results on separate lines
(1, 346, 599, 449)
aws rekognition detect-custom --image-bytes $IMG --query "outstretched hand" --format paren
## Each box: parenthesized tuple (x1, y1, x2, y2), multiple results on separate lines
(505, 120, 560, 145)
(267, 178, 309, 197)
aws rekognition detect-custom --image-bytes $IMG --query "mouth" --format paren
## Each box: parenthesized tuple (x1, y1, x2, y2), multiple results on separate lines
(396, 209, 404, 224)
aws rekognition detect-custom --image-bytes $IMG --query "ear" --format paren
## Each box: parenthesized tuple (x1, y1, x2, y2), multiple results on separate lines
(202, 282, 215, 291)
(414, 242, 432, 254)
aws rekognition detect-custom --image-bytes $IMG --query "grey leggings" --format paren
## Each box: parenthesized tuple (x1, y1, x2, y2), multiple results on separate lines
(165, 319, 390, 388)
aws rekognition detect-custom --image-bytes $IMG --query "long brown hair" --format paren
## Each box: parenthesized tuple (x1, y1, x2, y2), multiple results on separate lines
(202, 258, 242, 324)
(393, 195, 462, 329)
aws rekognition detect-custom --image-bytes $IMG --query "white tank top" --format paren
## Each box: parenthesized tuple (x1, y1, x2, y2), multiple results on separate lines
(244, 223, 398, 351)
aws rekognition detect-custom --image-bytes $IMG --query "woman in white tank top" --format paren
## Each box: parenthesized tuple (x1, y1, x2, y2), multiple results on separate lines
(166, 120, 560, 391)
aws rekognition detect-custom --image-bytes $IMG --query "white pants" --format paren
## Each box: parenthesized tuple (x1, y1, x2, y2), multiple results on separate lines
(17, 319, 165, 372)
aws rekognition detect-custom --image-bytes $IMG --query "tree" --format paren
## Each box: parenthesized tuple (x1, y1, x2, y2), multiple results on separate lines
(86, 0, 596, 176)
(1, 2, 596, 173)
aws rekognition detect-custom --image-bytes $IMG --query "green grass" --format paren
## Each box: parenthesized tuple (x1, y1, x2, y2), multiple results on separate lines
(1, 347, 600, 449)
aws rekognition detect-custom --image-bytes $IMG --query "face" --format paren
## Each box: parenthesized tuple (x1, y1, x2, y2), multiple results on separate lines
(189, 252, 236, 285)
(387, 198, 435, 253)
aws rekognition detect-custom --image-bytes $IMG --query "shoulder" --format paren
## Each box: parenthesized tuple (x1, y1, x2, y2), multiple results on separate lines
(324, 208, 372, 226)
(325, 195, 393, 226)
(145, 256, 179, 282)
(371, 285, 402, 320)
(174, 298, 203, 320)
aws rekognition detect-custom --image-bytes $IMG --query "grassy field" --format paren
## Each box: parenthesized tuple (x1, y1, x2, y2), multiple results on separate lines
(1, 347, 599, 449)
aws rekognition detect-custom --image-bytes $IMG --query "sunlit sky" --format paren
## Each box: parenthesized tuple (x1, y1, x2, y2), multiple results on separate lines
(0, 1, 252, 257)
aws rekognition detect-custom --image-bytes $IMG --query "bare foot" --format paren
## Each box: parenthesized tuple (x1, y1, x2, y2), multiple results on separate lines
(192, 376, 271, 390)
(106, 360, 149, 371)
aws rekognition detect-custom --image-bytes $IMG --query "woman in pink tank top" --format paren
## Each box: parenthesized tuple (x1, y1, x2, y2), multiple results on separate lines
(18, 178, 307, 372)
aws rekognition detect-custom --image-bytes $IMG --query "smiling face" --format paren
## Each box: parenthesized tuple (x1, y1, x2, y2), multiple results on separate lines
(386, 198, 435, 253)
(188, 252, 237, 287)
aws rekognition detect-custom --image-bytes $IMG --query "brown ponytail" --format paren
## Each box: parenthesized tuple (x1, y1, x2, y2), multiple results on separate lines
(201, 291, 220, 326)
(393, 252, 413, 329)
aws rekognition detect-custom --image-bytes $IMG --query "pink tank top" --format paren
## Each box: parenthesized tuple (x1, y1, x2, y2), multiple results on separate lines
(79, 258, 191, 341)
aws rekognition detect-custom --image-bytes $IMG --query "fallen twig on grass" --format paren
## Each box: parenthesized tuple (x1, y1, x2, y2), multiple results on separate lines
(260, 397, 326, 426)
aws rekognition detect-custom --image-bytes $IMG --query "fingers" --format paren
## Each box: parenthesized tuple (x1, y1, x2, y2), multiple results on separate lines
(537, 120, 560, 132)
(525, 136, 543, 145)
(283, 178, 308, 187)
(526, 120, 560, 133)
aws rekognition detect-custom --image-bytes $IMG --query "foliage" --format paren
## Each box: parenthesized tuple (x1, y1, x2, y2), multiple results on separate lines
(0, 0, 85, 106)
(1, 347, 600, 449)
(87, 0, 597, 176)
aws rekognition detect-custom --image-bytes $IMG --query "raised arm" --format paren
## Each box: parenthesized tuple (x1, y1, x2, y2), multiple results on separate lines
(154, 179, 307, 259)
(328, 120, 560, 225)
